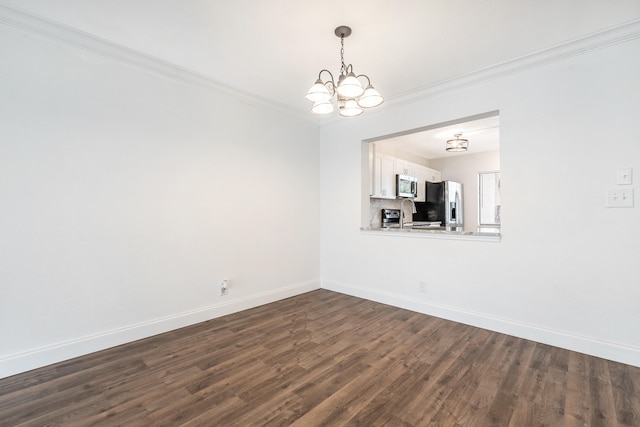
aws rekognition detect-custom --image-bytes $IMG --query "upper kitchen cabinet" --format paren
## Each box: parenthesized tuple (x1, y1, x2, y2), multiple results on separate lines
(371, 152, 440, 201)
(395, 159, 415, 177)
(424, 167, 441, 183)
(371, 152, 396, 199)
(370, 139, 442, 201)
(414, 165, 427, 202)
(414, 165, 441, 202)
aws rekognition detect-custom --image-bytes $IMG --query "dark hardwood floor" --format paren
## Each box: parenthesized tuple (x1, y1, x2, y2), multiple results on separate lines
(1, 289, 639, 426)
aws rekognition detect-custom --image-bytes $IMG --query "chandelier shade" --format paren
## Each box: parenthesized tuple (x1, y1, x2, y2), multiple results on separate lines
(305, 26, 383, 117)
(339, 98, 363, 117)
(311, 99, 334, 115)
(358, 85, 384, 108)
(305, 79, 332, 102)
(336, 71, 365, 98)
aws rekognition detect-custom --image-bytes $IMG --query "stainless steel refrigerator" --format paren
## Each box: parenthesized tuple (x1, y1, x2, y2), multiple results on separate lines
(425, 181, 463, 230)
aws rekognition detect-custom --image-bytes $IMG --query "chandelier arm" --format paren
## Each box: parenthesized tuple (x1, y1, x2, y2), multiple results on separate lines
(356, 74, 372, 85)
(324, 81, 336, 96)
(344, 64, 354, 75)
(318, 69, 335, 84)
(317, 69, 337, 95)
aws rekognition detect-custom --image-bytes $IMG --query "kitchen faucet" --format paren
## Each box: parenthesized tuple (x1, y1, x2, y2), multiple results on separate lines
(399, 198, 417, 229)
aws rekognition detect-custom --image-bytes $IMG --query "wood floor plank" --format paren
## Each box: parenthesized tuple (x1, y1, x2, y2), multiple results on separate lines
(1, 289, 639, 426)
(589, 355, 619, 426)
(453, 335, 523, 426)
(347, 360, 434, 426)
(428, 332, 512, 425)
(608, 359, 640, 426)
(391, 323, 490, 425)
(507, 341, 556, 425)
(289, 352, 406, 426)
(564, 351, 592, 427)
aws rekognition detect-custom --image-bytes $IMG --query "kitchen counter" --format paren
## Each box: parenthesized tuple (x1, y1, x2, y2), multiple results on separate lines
(360, 226, 501, 242)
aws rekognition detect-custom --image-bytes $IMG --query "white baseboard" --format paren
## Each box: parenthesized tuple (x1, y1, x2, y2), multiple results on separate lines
(5, 278, 637, 379)
(0, 280, 320, 379)
(321, 280, 640, 368)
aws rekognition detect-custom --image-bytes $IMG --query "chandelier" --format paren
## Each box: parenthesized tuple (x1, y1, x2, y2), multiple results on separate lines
(305, 26, 383, 117)
(446, 133, 469, 152)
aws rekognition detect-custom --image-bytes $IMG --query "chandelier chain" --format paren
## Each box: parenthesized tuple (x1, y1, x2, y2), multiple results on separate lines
(340, 35, 346, 74)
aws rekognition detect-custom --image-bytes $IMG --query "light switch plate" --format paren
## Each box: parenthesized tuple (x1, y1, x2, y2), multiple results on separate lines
(606, 188, 634, 207)
(617, 168, 633, 185)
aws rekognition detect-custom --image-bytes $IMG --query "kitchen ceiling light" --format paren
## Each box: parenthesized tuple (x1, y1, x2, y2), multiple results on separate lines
(305, 26, 383, 117)
(446, 133, 469, 152)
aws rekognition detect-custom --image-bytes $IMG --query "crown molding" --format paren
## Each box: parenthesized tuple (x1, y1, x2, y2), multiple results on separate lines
(387, 18, 640, 106)
(0, 3, 309, 121)
(2, 4, 639, 119)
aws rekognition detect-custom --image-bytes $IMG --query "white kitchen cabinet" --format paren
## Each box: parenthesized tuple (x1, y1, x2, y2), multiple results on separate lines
(414, 165, 441, 202)
(371, 153, 440, 200)
(414, 165, 428, 202)
(395, 159, 415, 177)
(424, 167, 442, 183)
(371, 153, 396, 199)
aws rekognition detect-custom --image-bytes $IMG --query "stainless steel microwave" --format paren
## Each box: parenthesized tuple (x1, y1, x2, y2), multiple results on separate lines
(396, 174, 418, 198)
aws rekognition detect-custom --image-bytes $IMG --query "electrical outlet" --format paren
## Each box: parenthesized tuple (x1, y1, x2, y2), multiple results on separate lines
(606, 189, 634, 208)
(419, 281, 428, 293)
(220, 280, 229, 296)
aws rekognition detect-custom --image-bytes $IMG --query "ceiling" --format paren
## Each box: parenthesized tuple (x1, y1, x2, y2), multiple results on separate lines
(374, 114, 500, 160)
(3, 0, 639, 120)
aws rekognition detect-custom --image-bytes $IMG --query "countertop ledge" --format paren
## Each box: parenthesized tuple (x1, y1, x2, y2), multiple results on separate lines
(360, 227, 501, 242)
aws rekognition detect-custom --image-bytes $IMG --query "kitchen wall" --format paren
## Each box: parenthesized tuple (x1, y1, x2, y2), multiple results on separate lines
(320, 29, 640, 366)
(0, 18, 320, 377)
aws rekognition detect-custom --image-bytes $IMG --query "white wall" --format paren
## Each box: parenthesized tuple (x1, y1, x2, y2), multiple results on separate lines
(320, 34, 640, 366)
(0, 21, 320, 377)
